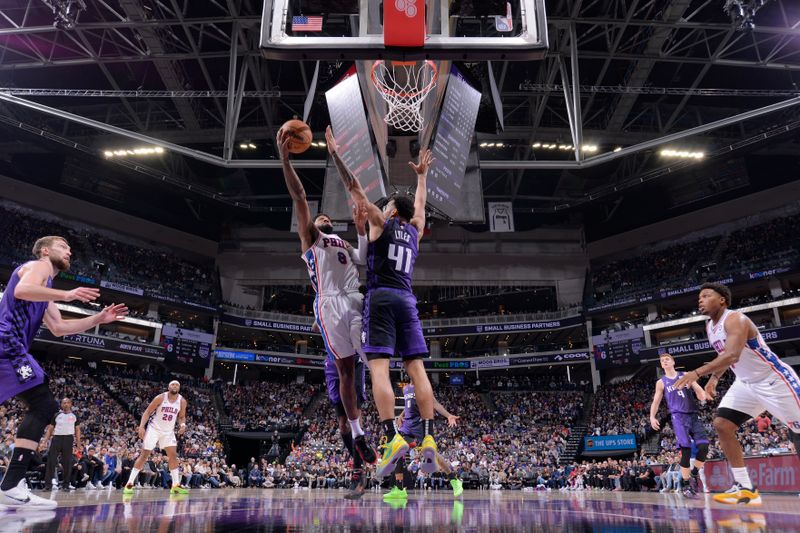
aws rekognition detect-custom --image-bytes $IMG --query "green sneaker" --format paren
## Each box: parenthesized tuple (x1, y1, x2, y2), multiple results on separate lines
(123, 485, 135, 495)
(450, 478, 463, 498)
(383, 486, 408, 501)
(170, 485, 189, 495)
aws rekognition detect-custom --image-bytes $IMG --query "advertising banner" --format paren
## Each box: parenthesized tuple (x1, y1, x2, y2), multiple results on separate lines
(582, 434, 637, 455)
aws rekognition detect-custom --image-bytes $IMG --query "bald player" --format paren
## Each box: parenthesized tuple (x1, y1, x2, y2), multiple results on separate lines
(124, 380, 189, 495)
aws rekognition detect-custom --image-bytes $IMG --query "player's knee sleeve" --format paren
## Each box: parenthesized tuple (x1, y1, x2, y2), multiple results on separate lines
(695, 443, 709, 463)
(17, 385, 58, 441)
(679, 447, 692, 469)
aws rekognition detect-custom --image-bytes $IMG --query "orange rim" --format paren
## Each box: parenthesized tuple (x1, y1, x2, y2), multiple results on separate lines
(371, 60, 438, 99)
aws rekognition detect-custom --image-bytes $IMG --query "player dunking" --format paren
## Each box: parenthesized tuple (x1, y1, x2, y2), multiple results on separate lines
(649, 353, 709, 498)
(384, 383, 463, 501)
(676, 282, 800, 505)
(325, 126, 439, 479)
(124, 380, 189, 495)
(0, 236, 128, 510)
(279, 129, 377, 468)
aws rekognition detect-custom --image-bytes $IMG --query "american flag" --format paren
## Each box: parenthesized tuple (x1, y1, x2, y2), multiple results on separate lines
(292, 15, 323, 32)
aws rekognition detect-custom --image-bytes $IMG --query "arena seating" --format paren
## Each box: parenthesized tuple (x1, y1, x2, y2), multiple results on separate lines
(589, 211, 800, 306)
(221, 381, 319, 431)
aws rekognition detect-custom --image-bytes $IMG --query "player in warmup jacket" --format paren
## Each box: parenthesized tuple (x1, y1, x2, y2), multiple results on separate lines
(279, 129, 377, 470)
(649, 353, 709, 497)
(326, 126, 440, 481)
(124, 380, 189, 495)
(384, 383, 463, 501)
(676, 282, 800, 505)
(0, 236, 127, 510)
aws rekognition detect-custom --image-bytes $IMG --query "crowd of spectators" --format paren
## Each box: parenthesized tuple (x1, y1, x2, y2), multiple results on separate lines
(588, 378, 654, 439)
(590, 237, 719, 306)
(488, 373, 591, 392)
(0, 202, 217, 304)
(221, 381, 318, 431)
(283, 383, 586, 490)
(0, 359, 234, 492)
(589, 211, 800, 307)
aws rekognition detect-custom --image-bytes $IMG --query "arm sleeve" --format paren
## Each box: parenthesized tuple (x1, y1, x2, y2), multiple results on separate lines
(351, 233, 369, 266)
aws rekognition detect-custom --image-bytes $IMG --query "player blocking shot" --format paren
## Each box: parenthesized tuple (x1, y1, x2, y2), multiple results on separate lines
(649, 353, 709, 498)
(325, 126, 439, 481)
(676, 282, 800, 505)
(124, 381, 189, 495)
(0, 236, 128, 510)
(278, 127, 377, 470)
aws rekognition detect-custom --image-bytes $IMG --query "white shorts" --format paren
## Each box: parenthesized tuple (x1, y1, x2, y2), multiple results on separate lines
(719, 373, 800, 433)
(314, 292, 363, 360)
(143, 427, 178, 451)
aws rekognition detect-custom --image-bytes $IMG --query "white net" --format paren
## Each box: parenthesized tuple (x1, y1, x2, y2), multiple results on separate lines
(370, 60, 438, 133)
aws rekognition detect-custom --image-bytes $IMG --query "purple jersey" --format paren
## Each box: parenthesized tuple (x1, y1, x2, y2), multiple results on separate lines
(661, 373, 698, 414)
(367, 218, 419, 293)
(0, 264, 51, 357)
(399, 384, 423, 439)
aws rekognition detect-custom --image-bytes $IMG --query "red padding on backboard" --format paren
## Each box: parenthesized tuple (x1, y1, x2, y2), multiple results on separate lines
(384, 0, 425, 47)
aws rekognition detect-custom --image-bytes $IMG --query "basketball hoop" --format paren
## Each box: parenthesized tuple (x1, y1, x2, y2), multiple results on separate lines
(370, 60, 438, 133)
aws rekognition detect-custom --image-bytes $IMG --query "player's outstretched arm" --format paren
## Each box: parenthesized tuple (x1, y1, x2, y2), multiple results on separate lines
(409, 149, 433, 240)
(44, 301, 128, 337)
(350, 204, 369, 266)
(649, 380, 664, 430)
(15, 261, 100, 303)
(325, 126, 384, 229)
(279, 130, 318, 251)
(433, 399, 460, 427)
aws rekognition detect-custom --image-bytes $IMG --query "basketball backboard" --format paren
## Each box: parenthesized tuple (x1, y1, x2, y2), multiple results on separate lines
(260, 0, 548, 61)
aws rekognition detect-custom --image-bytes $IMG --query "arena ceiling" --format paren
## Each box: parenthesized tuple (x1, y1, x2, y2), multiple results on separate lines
(0, 0, 799, 240)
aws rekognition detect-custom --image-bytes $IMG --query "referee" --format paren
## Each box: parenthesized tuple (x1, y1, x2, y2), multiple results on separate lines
(40, 397, 81, 491)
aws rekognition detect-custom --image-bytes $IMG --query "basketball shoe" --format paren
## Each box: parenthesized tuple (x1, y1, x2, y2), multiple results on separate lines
(353, 435, 377, 464)
(0, 479, 57, 509)
(376, 434, 409, 478)
(712, 483, 761, 505)
(419, 435, 439, 474)
(343, 470, 366, 500)
(170, 485, 189, 495)
(450, 478, 464, 497)
(383, 486, 408, 501)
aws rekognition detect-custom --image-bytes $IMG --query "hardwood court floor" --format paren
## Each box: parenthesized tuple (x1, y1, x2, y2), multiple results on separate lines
(2, 488, 797, 531)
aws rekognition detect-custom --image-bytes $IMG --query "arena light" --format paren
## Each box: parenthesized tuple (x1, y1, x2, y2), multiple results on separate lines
(238, 142, 257, 150)
(613, 147, 623, 152)
(582, 145, 598, 153)
(532, 142, 541, 148)
(660, 148, 705, 159)
(104, 146, 165, 158)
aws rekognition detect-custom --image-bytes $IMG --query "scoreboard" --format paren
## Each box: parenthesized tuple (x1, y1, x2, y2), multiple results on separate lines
(162, 325, 214, 368)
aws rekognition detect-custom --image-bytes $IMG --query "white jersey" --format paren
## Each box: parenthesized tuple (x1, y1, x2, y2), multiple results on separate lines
(706, 308, 790, 382)
(301, 232, 363, 297)
(148, 393, 182, 433)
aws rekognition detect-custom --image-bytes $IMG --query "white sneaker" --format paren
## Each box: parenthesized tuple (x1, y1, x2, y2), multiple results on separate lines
(0, 479, 58, 509)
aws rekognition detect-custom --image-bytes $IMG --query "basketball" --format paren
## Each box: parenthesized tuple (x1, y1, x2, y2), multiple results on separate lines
(280, 119, 313, 154)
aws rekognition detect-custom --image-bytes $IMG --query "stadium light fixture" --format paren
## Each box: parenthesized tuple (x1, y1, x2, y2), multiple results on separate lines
(660, 148, 705, 159)
(104, 146, 166, 158)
